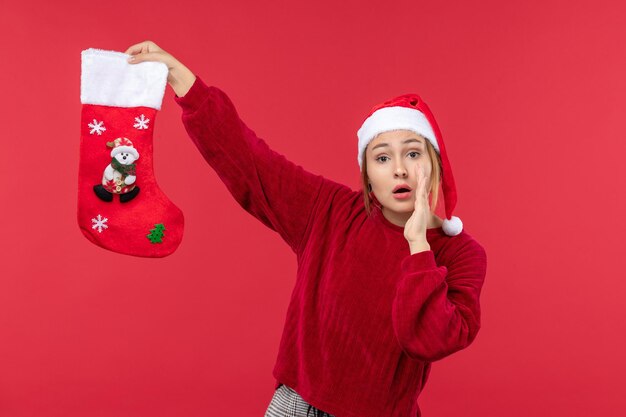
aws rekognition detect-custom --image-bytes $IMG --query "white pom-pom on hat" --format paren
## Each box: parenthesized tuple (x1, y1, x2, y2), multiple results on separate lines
(442, 216, 463, 236)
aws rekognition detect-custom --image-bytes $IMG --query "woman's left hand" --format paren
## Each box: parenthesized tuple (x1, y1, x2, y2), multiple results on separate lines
(404, 163, 431, 253)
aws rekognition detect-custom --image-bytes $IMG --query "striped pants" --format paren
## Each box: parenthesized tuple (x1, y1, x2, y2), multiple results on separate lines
(264, 384, 336, 417)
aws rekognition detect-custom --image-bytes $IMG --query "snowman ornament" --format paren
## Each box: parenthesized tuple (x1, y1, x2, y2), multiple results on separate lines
(93, 137, 141, 203)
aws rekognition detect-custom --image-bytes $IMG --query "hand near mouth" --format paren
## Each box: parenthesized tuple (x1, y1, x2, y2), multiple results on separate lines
(404, 163, 431, 254)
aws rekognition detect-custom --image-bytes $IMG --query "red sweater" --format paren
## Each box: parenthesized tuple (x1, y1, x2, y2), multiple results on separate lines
(174, 76, 488, 417)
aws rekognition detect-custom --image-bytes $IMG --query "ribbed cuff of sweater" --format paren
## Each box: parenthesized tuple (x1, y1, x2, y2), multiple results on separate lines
(174, 75, 211, 113)
(400, 250, 438, 274)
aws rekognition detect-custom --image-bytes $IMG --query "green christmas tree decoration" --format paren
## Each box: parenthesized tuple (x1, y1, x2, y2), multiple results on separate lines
(146, 223, 166, 244)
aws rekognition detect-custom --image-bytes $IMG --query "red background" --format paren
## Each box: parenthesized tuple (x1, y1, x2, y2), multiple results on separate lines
(1, 0, 625, 416)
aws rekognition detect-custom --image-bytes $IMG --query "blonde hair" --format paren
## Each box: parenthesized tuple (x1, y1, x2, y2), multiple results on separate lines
(361, 137, 442, 216)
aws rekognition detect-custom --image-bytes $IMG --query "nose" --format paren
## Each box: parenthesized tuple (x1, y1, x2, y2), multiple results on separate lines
(393, 163, 408, 178)
(123, 155, 127, 160)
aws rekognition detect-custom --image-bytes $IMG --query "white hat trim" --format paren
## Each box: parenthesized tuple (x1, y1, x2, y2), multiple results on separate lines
(81, 48, 168, 110)
(357, 106, 439, 169)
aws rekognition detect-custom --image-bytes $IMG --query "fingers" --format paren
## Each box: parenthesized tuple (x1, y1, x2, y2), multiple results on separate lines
(124, 43, 144, 55)
(127, 51, 162, 64)
(124, 40, 160, 56)
(416, 164, 424, 195)
(414, 164, 428, 206)
(420, 165, 428, 201)
(414, 164, 422, 209)
(125, 40, 173, 66)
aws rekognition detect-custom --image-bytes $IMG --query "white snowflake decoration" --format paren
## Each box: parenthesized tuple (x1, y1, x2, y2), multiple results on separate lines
(91, 214, 109, 233)
(133, 114, 150, 130)
(88, 119, 106, 135)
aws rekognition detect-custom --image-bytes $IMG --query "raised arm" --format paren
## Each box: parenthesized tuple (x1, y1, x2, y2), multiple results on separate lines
(124, 40, 342, 254)
(174, 76, 327, 254)
(391, 238, 488, 362)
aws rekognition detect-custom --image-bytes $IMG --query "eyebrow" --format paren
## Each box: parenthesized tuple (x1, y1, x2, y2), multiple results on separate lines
(371, 138, 423, 150)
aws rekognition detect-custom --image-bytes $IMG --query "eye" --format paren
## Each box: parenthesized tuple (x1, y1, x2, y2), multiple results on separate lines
(408, 151, 421, 158)
(375, 156, 389, 163)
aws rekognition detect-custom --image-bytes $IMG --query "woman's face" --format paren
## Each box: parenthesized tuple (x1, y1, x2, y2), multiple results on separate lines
(366, 130, 432, 218)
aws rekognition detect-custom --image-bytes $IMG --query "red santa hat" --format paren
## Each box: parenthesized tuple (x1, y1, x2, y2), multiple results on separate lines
(106, 137, 139, 159)
(357, 93, 463, 236)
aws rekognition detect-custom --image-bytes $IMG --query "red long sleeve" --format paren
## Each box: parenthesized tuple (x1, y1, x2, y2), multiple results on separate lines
(393, 244, 487, 362)
(174, 77, 488, 417)
(174, 76, 329, 254)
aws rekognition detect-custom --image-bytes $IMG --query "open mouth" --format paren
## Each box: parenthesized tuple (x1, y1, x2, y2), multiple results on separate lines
(392, 187, 412, 200)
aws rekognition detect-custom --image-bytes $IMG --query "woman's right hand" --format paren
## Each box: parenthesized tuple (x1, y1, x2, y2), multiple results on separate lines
(124, 40, 196, 98)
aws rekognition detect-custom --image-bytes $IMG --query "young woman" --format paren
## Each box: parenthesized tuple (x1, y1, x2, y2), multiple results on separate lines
(126, 40, 487, 417)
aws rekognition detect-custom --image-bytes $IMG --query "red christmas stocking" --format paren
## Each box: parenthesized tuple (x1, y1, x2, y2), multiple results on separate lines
(78, 48, 184, 257)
